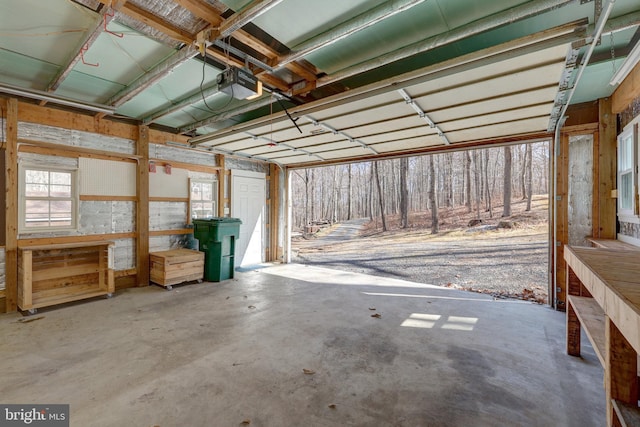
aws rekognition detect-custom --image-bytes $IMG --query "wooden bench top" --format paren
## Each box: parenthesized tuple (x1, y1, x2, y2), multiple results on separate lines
(20, 240, 115, 251)
(587, 238, 640, 251)
(564, 246, 640, 354)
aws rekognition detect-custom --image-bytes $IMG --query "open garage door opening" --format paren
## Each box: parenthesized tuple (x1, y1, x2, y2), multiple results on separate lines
(290, 141, 551, 305)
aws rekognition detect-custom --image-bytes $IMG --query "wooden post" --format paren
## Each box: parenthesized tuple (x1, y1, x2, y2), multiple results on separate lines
(269, 163, 280, 261)
(555, 132, 570, 310)
(567, 266, 581, 296)
(216, 154, 225, 217)
(606, 316, 638, 426)
(566, 301, 581, 357)
(5, 98, 18, 312)
(137, 125, 150, 287)
(598, 97, 617, 239)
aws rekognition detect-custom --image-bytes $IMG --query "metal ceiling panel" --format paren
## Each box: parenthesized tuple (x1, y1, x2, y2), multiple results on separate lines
(224, 0, 389, 48)
(74, 21, 176, 87)
(0, 0, 97, 65)
(0, 50, 58, 90)
(55, 70, 124, 103)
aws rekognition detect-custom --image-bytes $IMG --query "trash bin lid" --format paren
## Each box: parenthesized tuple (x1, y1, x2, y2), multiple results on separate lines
(193, 217, 242, 224)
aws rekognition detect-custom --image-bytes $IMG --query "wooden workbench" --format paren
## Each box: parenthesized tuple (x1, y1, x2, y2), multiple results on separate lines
(565, 245, 640, 426)
(18, 241, 115, 313)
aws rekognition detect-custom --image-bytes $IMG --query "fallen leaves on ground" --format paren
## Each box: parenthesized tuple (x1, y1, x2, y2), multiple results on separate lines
(248, 305, 256, 309)
(328, 404, 337, 409)
(368, 307, 376, 311)
(371, 313, 382, 318)
(303, 369, 316, 375)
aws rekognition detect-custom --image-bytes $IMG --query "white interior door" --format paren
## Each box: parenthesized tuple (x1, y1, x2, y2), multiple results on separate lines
(231, 170, 266, 267)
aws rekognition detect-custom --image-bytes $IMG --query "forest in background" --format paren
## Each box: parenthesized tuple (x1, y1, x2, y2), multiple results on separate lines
(290, 141, 550, 233)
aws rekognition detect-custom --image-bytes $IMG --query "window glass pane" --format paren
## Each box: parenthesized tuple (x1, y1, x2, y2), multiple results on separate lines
(202, 183, 213, 200)
(50, 185, 71, 198)
(620, 172, 633, 210)
(620, 135, 633, 170)
(25, 200, 49, 228)
(25, 170, 48, 185)
(23, 168, 75, 230)
(25, 183, 48, 197)
(191, 182, 202, 201)
(50, 172, 71, 185)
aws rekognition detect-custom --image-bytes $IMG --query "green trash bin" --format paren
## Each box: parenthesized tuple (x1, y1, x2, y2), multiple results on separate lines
(193, 218, 242, 282)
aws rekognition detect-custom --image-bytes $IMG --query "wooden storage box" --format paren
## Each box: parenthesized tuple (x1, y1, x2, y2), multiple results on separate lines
(18, 241, 115, 313)
(150, 248, 204, 289)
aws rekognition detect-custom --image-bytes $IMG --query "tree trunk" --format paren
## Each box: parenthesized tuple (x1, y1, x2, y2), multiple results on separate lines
(526, 143, 533, 211)
(465, 151, 472, 212)
(374, 161, 387, 231)
(484, 150, 493, 218)
(429, 155, 438, 234)
(520, 145, 527, 200)
(474, 150, 481, 220)
(400, 157, 409, 228)
(503, 146, 512, 217)
(347, 164, 352, 220)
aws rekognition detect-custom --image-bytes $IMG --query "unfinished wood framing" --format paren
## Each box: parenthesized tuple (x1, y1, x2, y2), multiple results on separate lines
(565, 246, 640, 426)
(18, 233, 134, 247)
(18, 139, 140, 163)
(5, 98, 18, 312)
(598, 97, 617, 239)
(137, 125, 150, 287)
(217, 154, 225, 217)
(269, 163, 280, 261)
(612, 62, 640, 114)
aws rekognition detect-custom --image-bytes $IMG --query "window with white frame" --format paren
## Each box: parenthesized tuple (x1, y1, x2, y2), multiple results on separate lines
(190, 178, 217, 221)
(617, 120, 639, 218)
(20, 166, 78, 232)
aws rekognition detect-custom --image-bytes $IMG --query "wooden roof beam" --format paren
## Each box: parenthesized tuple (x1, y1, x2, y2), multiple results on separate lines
(171, 0, 225, 25)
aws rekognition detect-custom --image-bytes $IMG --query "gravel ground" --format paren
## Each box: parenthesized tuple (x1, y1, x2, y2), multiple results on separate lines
(292, 219, 549, 303)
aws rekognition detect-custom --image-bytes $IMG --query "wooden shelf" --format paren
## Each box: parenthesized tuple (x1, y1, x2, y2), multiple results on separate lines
(612, 400, 640, 427)
(565, 246, 640, 426)
(568, 295, 606, 367)
(18, 241, 114, 312)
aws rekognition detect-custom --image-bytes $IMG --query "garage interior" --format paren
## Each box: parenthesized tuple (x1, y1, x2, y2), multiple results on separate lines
(1, 0, 640, 425)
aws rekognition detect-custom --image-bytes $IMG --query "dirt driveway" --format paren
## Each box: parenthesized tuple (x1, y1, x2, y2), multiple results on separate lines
(292, 219, 549, 303)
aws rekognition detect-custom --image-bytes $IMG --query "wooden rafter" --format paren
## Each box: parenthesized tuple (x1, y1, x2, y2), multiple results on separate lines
(122, 2, 193, 44)
(175, 0, 317, 90)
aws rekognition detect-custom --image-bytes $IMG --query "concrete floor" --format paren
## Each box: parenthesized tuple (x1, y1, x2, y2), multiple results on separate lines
(1, 264, 603, 426)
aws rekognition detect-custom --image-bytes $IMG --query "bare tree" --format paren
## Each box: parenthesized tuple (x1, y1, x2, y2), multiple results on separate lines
(484, 150, 493, 218)
(400, 157, 409, 228)
(465, 151, 472, 213)
(502, 146, 512, 217)
(429, 155, 438, 234)
(374, 161, 387, 231)
(526, 143, 533, 211)
(474, 150, 481, 220)
(347, 164, 352, 220)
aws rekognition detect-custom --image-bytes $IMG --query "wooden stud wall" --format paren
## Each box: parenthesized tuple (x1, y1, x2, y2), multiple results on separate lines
(5, 98, 18, 312)
(598, 98, 617, 239)
(0, 100, 276, 311)
(137, 125, 150, 287)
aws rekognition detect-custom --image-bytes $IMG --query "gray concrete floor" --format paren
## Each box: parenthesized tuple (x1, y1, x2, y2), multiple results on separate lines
(1, 264, 603, 427)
